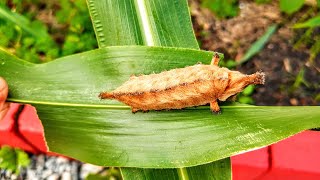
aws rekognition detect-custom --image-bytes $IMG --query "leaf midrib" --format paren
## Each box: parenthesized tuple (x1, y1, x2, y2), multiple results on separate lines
(7, 98, 282, 109)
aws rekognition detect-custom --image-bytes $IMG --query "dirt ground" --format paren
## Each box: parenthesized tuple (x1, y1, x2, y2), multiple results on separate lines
(190, 0, 319, 106)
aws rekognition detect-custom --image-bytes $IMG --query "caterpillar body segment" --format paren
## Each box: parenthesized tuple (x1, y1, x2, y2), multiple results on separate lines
(99, 54, 265, 114)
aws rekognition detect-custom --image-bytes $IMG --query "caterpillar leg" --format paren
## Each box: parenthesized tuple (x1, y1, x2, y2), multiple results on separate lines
(131, 108, 139, 114)
(210, 100, 221, 114)
(130, 74, 137, 80)
(99, 92, 114, 99)
(211, 53, 220, 66)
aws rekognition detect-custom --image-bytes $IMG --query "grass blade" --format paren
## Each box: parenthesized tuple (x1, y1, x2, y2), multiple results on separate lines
(294, 15, 320, 28)
(238, 25, 277, 65)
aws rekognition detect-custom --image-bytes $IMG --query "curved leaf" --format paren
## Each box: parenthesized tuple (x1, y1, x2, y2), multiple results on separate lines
(0, 46, 214, 104)
(120, 159, 231, 179)
(1, 46, 319, 168)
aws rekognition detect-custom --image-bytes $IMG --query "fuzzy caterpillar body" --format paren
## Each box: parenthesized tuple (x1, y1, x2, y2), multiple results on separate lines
(113, 65, 224, 94)
(99, 55, 265, 113)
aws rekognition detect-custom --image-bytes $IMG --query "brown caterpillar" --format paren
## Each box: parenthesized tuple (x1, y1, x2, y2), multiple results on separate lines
(99, 54, 265, 114)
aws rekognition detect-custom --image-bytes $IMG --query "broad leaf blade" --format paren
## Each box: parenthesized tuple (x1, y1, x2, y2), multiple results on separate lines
(120, 158, 231, 180)
(1, 46, 214, 104)
(33, 104, 320, 168)
(1, 47, 319, 168)
(86, 0, 198, 48)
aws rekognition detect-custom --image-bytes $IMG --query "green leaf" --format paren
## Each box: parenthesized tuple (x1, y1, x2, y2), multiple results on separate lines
(238, 25, 277, 65)
(86, 0, 198, 48)
(120, 158, 231, 180)
(237, 96, 255, 104)
(293, 15, 320, 28)
(241, 85, 255, 96)
(201, 0, 239, 19)
(222, 25, 276, 68)
(1, 46, 320, 168)
(280, 0, 304, 14)
(0, 146, 30, 174)
(1, 46, 214, 104)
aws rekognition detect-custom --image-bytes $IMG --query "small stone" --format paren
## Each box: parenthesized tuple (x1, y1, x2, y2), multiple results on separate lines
(14, 154, 85, 180)
(47, 173, 60, 180)
(65, 164, 71, 172)
(71, 161, 80, 180)
(10, 173, 18, 180)
(36, 154, 46, 167)
(56, 157, 69, 164)
(58, 164, 67, 173)
(41, 169, 53, 179)
(19, 168, 27, 180)
(5, 170, 12, 178)
(61, 172, 72, 180)
(45, 157, 56, 169)
(30, 155, 38, 169)
(26, 170, 36, 180)
(80, 164, 103, 179)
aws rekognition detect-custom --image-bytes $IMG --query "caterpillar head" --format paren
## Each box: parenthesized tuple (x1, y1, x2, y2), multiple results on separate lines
(218, 71, 265, 101)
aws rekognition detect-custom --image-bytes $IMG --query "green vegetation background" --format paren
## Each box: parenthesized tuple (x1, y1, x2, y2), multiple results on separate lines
(0, 0, 97, 63)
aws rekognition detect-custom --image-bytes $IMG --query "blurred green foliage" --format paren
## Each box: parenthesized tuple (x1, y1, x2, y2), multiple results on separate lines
(290, 68, 310, 93)
(316, 93, 320, 102)
(293, 8, 320, 63)
(280, 0, 305, 14)
(0, 146, 30, 175)
(238, 25, 277, 65)
(219, 25, 276, 69)
(86, 167, 121, 180)
(238, 85, 255, 104)
(201, 0, 239, 19)
(294, 15, 320, 28)
(0, 0, 97, 63)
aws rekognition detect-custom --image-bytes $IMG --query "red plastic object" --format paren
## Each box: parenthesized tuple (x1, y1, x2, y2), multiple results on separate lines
(272, 131, 320, 173)
(1, 104, 320, 179)
(262, 131, 320, 180)
(231, 147, 269, 180)
(0, 103, 47, 153)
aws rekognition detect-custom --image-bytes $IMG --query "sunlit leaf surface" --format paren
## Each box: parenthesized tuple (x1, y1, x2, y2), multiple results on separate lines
(1, 47, 319, 168)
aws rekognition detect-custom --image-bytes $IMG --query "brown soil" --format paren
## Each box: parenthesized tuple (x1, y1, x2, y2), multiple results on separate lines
(190, 0, 320, 106)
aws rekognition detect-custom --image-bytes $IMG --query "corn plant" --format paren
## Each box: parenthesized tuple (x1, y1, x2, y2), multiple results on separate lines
(0, 0, 319, 179)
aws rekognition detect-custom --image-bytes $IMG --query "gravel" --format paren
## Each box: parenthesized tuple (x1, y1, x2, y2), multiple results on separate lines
(0, 154, 105, 180)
